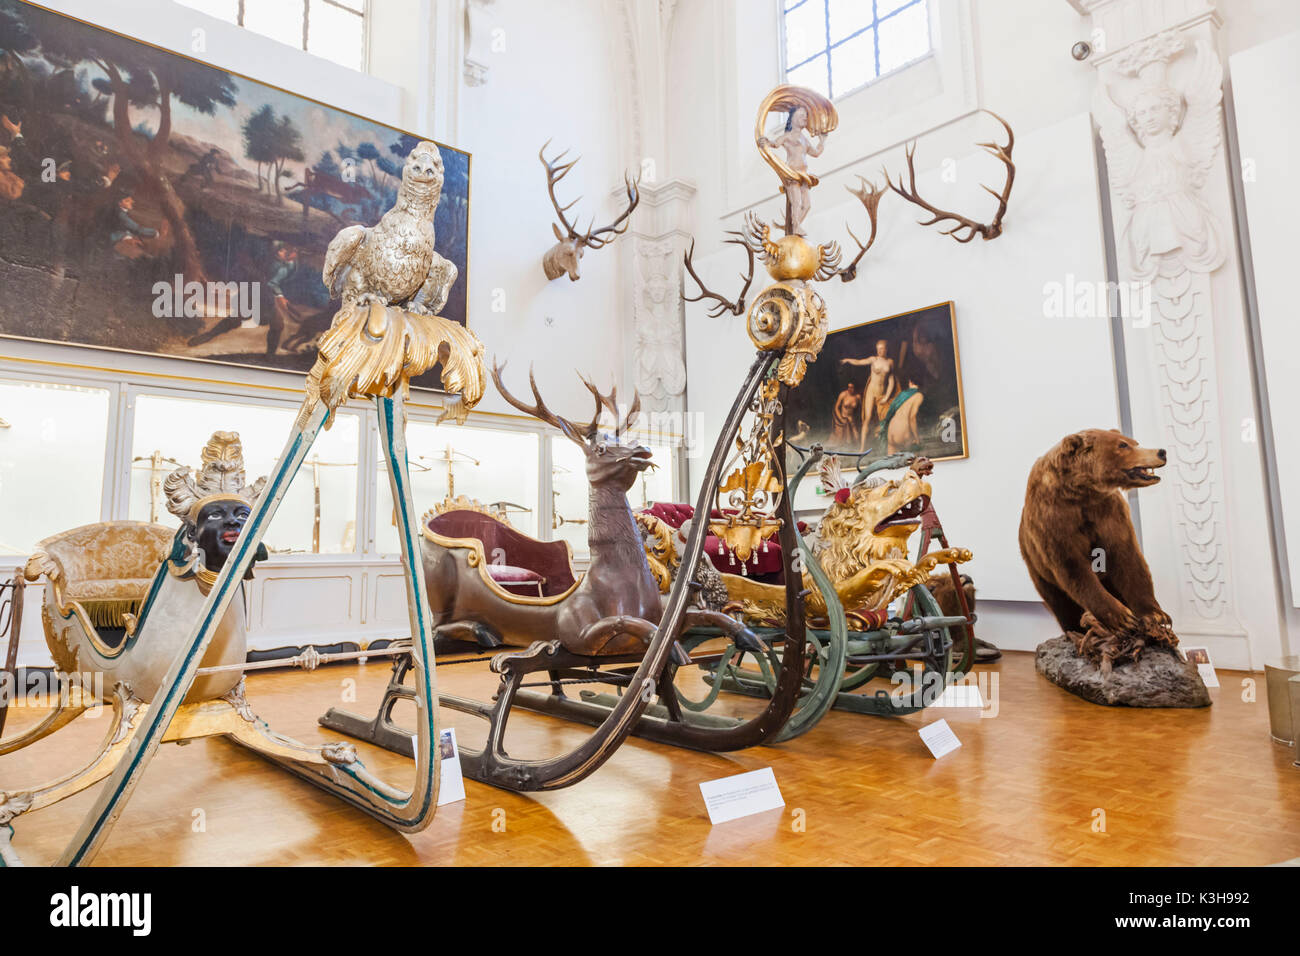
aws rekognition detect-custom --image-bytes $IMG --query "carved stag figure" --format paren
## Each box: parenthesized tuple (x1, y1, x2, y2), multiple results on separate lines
(539, 141, 640, 281)
(421, 364, 665, 657)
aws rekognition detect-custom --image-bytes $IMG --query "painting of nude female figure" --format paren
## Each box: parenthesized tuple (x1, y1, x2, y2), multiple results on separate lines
(785, 301, 968, 468)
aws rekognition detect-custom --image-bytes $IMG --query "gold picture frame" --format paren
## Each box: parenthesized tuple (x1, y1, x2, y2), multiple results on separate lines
(784, 300, 969, 467)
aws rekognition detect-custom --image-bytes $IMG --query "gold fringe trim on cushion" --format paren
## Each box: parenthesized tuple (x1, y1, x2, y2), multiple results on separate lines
(78, 599, 143, 629)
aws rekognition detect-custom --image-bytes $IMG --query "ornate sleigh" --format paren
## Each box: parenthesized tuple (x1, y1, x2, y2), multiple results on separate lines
(667, 447, 976, 739)
(322, 360, 807, 790)
(0, 141, 481, 866)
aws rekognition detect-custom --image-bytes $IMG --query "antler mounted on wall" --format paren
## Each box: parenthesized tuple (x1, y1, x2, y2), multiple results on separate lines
(539, 140, 641, 282)
(884, 109, 1016, 243)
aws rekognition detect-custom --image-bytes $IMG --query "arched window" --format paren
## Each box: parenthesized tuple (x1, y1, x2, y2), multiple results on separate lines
(177, 0, 368, 73)
(782, 0, 932, 100)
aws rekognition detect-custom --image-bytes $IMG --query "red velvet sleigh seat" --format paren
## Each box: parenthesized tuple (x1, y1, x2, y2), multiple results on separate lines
(425, 509, 577, 597)
(638, 502, 804, 583)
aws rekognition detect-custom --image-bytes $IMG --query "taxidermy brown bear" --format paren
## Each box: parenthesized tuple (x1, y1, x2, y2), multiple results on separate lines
(1018, 428, 1176, 672)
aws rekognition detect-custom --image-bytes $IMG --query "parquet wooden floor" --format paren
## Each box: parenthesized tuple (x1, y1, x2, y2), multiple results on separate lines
(2, 651, 1296, 866)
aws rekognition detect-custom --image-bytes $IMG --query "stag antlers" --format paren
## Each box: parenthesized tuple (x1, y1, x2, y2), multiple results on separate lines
(682, 212, 775, 317)
(884, 109, 1015, 243)
(492, 361, 640, 443)
(539, 141, 641, 281)
(836, 176, 886, 281)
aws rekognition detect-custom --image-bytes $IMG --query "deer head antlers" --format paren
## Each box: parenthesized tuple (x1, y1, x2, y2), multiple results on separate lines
(884, 109, 1015, 243)
(492, 361, 639, 445)
(539, 140, 641, 281)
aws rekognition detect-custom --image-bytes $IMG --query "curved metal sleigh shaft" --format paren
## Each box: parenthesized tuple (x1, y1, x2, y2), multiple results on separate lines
(8, 393, 443, 867)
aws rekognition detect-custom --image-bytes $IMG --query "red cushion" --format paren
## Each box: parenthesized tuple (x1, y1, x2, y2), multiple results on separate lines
(427, 510, 576, 597)
(645, 501, 694, 528)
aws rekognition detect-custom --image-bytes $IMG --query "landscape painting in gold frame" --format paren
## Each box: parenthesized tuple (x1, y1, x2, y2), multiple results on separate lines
(0, 0, 470, 392)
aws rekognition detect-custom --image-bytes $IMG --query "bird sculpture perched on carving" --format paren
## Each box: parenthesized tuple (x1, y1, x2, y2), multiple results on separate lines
(299, 141, 485, 430)
(322, 141, 458, 316)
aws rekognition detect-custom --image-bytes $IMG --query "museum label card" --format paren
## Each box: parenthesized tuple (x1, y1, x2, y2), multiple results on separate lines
(918, 719, 962, 759)
(1182, 646, 1220, 688)
(934, 683, 984, 707)
(699, 767, 785, 825)
(436, 728, 467, 806)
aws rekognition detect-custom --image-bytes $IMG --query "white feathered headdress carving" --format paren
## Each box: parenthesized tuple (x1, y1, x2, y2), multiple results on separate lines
(164, 431, 266, 523)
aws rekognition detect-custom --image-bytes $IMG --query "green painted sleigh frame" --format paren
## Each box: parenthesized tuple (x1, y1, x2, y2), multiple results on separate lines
(664, 446, 974, 743)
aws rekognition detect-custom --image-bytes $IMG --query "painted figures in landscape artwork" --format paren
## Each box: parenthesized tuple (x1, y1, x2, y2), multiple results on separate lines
(785, 302, 968, 469)
(0, 0, 469, 389)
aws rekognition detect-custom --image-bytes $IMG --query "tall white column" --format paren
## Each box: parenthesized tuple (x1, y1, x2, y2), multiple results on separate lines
(1072, 0, 1286, 668)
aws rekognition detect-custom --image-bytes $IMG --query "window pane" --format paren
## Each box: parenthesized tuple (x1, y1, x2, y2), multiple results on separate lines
(129, 394, 359, 555)
(877, 0, 918, 17)
(244, 0, 306, 49)
(827, 0, 873, 42)
(878, 1, 931, 76)
(550, 437, 588, 559)
(329, 0, 366, 11)
(629, 443, 676, 511)
(786, 53, 830, 99)
(0, 380, 109, 556)
(830, 27, 877, 97)
(375, 424, 538, 556)
(552, 437, 676, 560)
(307, 2, 364, 71)
(175, 0, 239, 23)
(783, 0, 826, 67)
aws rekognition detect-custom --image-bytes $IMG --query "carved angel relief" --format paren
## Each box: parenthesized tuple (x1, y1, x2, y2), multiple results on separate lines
(1093, 31, 1225, 280)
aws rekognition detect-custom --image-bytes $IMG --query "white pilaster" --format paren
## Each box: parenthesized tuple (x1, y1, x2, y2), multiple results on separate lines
(1075, 0, 1286, 669)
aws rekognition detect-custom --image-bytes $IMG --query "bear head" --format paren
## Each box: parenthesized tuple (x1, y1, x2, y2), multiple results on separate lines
(1054, 428, 1166, 493)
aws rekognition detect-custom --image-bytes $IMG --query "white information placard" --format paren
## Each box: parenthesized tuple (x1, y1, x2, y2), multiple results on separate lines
(918, 718, 962, 759)
(436, 728, 467, 806)
(934, 683, 984, 708)
(699, 767, 785, 825)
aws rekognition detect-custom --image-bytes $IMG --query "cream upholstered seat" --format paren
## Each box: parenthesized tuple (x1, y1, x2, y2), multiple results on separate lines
(24, 521, 174, 664)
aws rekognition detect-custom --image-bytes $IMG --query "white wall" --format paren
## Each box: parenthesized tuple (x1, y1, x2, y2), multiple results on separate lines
(666, 0, 1300, 659)
(1230, 31, 1300, 609)
(670, 0, 1118, 649)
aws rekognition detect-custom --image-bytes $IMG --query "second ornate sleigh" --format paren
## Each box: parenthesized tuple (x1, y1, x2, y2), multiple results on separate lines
(321, 356, 813, 791)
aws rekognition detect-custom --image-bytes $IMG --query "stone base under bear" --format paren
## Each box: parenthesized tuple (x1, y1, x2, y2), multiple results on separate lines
(1035, 635, 1211, 708)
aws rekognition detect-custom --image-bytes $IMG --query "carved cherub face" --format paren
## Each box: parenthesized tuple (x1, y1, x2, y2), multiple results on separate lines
(1129, 87, 1182, 142)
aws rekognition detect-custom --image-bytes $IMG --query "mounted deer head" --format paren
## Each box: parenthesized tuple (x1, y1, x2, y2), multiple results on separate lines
(491, 361, 651, 492)
(539, 141, 641, 282)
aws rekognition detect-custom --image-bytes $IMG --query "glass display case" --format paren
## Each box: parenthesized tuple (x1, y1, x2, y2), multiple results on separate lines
(129, 393, 360, 554)
(373, 421, 539, 556)
(0, 378, 110, 557)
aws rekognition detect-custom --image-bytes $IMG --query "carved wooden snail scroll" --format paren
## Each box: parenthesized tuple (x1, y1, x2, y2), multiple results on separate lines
(539, 140, 641, 281)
